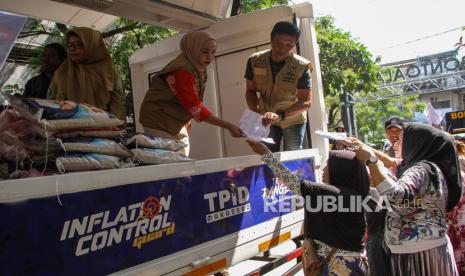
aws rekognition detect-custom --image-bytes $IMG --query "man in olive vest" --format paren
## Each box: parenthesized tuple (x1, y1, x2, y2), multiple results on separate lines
(244, 21, 312, 152)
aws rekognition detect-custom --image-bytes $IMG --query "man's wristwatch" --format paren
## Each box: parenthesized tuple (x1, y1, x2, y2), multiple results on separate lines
(366, 155, 378, 165)
(277, 110, 286, 120)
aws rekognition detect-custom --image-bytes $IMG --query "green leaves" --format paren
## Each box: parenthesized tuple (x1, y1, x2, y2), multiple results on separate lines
(316, 16, 378, 97)
(239, 0, 288, 13)
(316, 15, 424, 143)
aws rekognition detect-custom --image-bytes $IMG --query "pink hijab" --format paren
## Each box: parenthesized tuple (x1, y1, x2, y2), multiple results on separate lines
(180, 30, 216, 73)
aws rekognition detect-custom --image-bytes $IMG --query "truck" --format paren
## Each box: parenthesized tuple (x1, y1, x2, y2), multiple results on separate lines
(0, 1, 329, 275)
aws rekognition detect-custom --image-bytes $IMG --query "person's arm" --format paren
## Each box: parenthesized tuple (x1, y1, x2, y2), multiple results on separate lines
(280, 68, 312, 118)
(245, 79, 260, 113)
(165, 70, 244, 137)
(343, 137, 399, 170)
(246, 140, 340, 196)
(204, 115, 244, 137)
(354, 143, 426, 203)
(372, 148, 398, 170)
(262, 152, 302, 195)
(262, 68, 312, 125)
(280, 88, 311, 118)
(244, 58, 260, 113)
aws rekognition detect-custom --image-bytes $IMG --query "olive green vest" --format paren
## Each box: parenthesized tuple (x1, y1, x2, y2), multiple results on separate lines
(139, 54, 205, 135)
(251, 50, 310, 128)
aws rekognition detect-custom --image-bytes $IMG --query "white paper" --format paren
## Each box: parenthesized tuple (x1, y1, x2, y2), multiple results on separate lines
(239, 109, 275, 144)
(315, 130, 347, 141)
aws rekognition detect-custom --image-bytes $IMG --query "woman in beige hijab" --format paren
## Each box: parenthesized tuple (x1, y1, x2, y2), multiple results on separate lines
(48, 27, 126, 120)
(139, 30, 244, 156)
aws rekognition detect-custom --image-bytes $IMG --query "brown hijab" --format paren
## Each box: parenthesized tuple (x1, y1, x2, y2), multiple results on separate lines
(50, 27, 115, 110)
(179, 30, 215, 74)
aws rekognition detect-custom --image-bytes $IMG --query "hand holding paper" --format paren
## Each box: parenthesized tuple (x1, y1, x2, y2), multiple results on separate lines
(239, 109, 275, 144)
(315, 130, 348, 141)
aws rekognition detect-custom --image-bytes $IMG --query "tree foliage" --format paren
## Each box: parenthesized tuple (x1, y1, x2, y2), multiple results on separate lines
(315, 15, 423, 143)
(105, 19, 175, 119)
(355, 97, 425, 146)
(315, 16, 379, 129)
(236, 0, 288, 14)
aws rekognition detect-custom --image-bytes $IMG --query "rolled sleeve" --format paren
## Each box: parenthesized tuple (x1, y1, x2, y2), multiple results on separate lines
(261, 151, 302, 196)
(376, 178, 397, 195)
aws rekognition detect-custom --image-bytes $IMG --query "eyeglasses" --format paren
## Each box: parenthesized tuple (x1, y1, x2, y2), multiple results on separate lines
(67, 41, 83, 50)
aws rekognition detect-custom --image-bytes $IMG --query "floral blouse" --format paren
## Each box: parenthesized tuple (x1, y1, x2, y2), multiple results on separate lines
(377, 163, 448, 254)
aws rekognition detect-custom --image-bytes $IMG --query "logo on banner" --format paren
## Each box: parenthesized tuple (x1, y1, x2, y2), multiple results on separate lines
(59, 195, 175, 256)
(204, 186, 251, 223)
(262, 178, 292, 201)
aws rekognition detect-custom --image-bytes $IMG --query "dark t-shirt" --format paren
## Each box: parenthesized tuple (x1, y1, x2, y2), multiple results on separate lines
(244, 56, 311, 89)
(23, 71, 51, 99)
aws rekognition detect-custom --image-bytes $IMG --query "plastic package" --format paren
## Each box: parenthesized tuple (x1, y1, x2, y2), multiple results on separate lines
(56, 153, 124, 172)
(62, 138, 132, 158)
(131, 148, 193, 164)
(125, 134, 186, 151)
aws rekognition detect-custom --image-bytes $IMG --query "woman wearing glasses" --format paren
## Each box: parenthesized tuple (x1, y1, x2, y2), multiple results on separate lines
(48, 27, 126, 120)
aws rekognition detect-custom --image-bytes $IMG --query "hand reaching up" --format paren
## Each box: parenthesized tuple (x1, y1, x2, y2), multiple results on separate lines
(246, 140, 270, 155)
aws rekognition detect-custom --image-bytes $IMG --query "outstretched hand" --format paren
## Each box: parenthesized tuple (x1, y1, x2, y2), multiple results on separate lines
(338, 137, 375, 163)
(226, 123, 246, 138)
(246, 140, 270, 155)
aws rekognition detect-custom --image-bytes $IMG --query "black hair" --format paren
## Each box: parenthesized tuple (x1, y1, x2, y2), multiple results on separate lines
(271, 21, 300, 40)
(44, 43, 67, 62)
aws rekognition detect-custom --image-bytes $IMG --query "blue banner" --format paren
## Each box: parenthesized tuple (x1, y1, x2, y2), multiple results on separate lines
(0, 12, 26, 71)
(0, 158, 314, 275)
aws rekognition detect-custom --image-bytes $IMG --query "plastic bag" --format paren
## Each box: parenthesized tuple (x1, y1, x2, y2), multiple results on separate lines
(54, 127, 124, 139)
(3, 93, 124, 130)
(56, 153, 124, 172)
(131, 148, 193, 164)
(125, 133, 186, 151)
(62, 138, 132, 158)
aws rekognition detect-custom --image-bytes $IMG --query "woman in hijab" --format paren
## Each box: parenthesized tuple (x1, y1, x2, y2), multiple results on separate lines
(351, 122, 461, 275)
(48, 27, 126, 120)
(246, 140, 369, 275)
(139, 30, 244, 156)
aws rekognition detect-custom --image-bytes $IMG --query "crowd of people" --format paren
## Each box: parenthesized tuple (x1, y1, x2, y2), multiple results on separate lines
(14, 21, 465, 276)
(247, 116, 465, 275)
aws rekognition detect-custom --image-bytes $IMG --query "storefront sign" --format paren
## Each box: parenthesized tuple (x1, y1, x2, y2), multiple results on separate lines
(378, 56, 465, 84)
(445, 110, 465, 132)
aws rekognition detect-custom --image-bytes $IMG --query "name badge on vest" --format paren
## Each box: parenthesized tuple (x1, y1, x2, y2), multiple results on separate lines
(282, 65, 297, 83)
(254, 68, 267, 76)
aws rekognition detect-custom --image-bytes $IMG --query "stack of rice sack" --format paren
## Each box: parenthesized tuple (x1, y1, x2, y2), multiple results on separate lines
(1, 93, 194, 180)
(0, 93, 128, 175)
(122, 134, 193, 165)
(0, 104, 63, 179)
